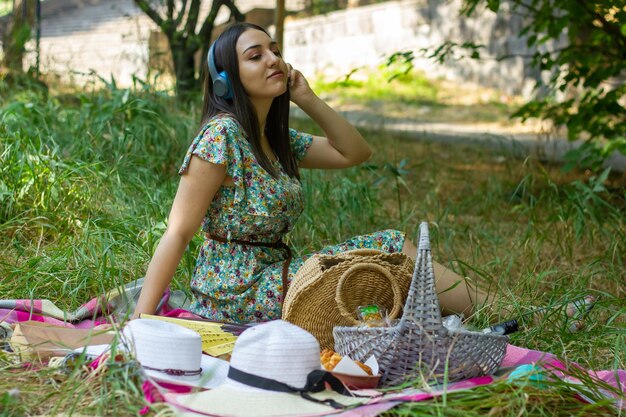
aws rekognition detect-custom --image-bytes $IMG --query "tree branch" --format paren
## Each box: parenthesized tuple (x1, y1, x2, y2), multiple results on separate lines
(174, 0, 189, 28)
(197, 0, 244, 43)
(184, 0, 201, 38)
(198, 0, 225, 41)
(498, 43, 624, 63)
(167, 0, 174, 21)
(223, 0, 245, 22)
(509, 0, 541, 16)
(133, 0, 164, 28)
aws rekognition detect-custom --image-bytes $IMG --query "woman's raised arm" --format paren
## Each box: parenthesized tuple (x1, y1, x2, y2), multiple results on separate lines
(288, 67, 372, 169)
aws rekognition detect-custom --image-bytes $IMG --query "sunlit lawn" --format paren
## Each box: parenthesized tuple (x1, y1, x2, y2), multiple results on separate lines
(312, 66, 523, 126)
(0, 76, 624, 416)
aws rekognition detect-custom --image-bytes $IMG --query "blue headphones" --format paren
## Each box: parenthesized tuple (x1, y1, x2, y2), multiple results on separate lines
(207, 41, 233, 100)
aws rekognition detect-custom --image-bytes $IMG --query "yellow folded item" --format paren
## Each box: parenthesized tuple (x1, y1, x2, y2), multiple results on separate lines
(139, 314, 238, 357)
(10, 321, 115, 361)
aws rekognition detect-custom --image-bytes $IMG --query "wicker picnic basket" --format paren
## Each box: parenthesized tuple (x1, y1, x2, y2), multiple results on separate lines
(333, 222, 508, 387)
(282, 249, 414, 350)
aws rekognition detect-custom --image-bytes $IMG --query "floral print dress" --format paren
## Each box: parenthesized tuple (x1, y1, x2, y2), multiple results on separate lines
(179, 113, 405, 323)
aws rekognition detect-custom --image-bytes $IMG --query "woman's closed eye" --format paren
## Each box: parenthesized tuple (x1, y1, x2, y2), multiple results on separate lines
(249, 50, 282, 61)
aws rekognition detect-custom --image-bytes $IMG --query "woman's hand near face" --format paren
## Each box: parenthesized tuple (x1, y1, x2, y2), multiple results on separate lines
(287, 65, 316, 107)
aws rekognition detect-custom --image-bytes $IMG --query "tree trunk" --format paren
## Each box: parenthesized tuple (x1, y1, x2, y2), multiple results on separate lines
(134, 0, 244, 99)
(170, 39, 198, 96)
(2, 0, 36, 73)
(274, 0, 285, 51)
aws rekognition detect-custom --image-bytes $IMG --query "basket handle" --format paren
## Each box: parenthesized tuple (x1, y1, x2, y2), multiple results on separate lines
(335, 263, 403, 326)
(398, 222, 443, 332)
(339, 249, 384, 257)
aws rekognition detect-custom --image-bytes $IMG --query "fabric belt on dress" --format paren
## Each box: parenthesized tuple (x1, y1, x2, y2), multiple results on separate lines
(209, 234, 293, 307)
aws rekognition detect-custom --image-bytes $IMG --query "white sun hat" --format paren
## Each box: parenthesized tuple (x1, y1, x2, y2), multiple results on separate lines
(165, 320, 371, 417)
(121, 318, 228, 388)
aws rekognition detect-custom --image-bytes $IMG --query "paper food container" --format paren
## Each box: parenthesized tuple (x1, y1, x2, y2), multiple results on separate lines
(330, 355, 381, 389)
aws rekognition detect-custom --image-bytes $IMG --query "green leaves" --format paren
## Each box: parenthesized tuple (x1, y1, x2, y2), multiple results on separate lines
(486, 0, 500, 12)
(422, 41, 485, 63)
(439, 0, 626, 173)
(461, 0, 500, 14)
(385, 51, 415, 82)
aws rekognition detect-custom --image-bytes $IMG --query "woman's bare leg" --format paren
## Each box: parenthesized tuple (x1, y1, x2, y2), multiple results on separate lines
(401, 238, 497, 317)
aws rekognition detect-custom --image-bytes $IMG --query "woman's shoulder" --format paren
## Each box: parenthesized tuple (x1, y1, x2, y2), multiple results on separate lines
(202, 113, 244, 136)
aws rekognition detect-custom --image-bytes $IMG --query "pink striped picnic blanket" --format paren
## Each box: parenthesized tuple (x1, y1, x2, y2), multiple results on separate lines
(0, 278, 185, 334)
(1, 280, 624, 413)
(152, 344, 624, 416)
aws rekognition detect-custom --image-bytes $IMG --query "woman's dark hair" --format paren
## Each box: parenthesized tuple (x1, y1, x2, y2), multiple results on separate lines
(200, 22, 299, 180)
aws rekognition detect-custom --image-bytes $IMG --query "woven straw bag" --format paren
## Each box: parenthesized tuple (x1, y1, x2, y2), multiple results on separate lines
(282, 249, 413, 350)
(333, 222, 508, 387)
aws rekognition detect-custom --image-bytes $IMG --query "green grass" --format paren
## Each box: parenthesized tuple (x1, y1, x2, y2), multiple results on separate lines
(311, 64, 519, 125)
(312, 65, 440, 104)
(0, 77, 624, 416)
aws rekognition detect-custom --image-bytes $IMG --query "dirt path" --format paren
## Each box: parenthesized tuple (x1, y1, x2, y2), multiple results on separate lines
(291, 105, 626, 173)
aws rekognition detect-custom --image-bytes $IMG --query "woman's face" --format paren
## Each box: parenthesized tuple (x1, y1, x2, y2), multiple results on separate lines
(236, 29, 288, 101)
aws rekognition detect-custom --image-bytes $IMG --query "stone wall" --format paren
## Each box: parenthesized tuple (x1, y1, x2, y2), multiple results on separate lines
(18, 0, 302, 86)
(15, 0, 555, 95)
(283, 0, 552, 97)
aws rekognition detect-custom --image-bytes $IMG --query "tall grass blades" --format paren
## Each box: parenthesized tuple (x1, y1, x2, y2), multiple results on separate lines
(0, 78, 624, 416)
(293, 166, 384, 256)
(0, 130, 108, 236)
(0, 81, 196, 309)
